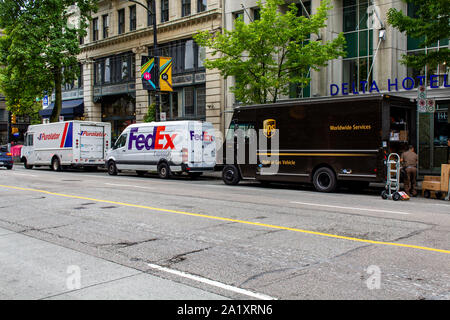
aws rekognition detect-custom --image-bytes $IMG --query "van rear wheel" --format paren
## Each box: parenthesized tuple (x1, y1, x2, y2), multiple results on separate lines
(222, 165, 240, 185)
(158, 163, 171, 179)
(312, 167, 337, 193)
(51, 158, 61, 171)
(24, 159, 33, 170)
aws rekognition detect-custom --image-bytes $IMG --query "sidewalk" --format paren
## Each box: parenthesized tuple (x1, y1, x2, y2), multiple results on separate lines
(0, 227, 227, 300)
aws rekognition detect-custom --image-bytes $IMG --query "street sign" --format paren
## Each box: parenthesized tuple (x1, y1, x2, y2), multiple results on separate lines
(59, 116, 64, 122)
(160, 112, 166, 121)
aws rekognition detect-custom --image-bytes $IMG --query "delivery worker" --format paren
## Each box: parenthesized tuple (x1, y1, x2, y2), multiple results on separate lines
(401, 145, 418, 197)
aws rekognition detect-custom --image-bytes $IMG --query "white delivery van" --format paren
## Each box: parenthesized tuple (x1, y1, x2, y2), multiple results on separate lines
(21, 121, 111, 171)
(106, 121, 216, 178)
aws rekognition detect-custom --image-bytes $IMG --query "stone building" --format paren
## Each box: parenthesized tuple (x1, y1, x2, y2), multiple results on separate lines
(77, 0, 223, 139)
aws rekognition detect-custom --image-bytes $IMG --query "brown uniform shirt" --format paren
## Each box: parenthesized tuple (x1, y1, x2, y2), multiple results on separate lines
(402, 150, 418, 168)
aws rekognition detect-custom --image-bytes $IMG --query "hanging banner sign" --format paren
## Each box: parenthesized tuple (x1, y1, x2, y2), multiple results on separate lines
(141, 56, 158, 91)
(159, 56, 173, 92)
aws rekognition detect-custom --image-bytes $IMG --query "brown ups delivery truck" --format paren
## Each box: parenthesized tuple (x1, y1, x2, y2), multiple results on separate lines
(221, 94, 416, 192)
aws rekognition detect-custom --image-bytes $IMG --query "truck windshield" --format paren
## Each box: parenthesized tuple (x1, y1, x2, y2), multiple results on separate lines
(226, 122, 255, 140)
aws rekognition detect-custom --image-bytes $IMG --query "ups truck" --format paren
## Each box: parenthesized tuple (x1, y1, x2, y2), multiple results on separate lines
(221, 94, 416, 192)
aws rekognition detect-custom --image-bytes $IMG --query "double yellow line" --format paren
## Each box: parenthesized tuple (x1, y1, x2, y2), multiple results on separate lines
(1, 184, 449, 255)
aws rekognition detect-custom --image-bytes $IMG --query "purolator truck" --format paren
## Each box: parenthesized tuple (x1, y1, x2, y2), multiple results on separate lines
(106, 121, 216, 178)
(21, 121, 111, 171)
(221, 94, 416, 192)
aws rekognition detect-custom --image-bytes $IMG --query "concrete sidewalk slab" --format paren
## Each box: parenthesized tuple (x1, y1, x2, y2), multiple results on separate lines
(0, 227, 227, 300)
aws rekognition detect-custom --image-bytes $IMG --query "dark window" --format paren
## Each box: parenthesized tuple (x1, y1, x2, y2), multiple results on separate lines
(92, 17, 99, 41)
(79, 64, 83, 88)
(197, 0, 207, 13)
(129, 5, 136, 31)
(147, 0, 154, 26)
(102, 14, 109, 38)
(252, 8, 260, 21)
(161, 0, 169, 23)
(182, 0, 191, 17)
(118, 9, 125, 34)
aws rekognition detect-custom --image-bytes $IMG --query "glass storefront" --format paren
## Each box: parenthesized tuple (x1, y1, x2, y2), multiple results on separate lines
(101, 94, 136, 140)
(418, 102, 449, 175)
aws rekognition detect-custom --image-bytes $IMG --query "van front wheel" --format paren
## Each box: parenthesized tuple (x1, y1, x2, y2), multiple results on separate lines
(108, 161, 118, 176)
(312, 167, 337, 193)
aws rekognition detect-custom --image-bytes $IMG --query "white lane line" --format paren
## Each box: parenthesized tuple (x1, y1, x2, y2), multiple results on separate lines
(147, 263, 276, 300)
(11, 173, 38, 177)
(105, 183, 154, 190)
(290, 201, 411, 215)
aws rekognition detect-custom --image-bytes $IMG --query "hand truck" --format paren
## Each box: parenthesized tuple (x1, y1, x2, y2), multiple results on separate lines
(381, 153, 402, 201)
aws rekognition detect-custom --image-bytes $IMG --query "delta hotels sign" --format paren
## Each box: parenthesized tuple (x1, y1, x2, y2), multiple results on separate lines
(330, 74, 450, 96)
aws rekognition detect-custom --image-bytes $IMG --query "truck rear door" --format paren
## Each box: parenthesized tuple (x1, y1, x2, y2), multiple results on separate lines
(80, 125, 105, 161)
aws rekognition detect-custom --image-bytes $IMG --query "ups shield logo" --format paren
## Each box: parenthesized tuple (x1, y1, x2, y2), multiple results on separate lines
(263, 119, 276, 138)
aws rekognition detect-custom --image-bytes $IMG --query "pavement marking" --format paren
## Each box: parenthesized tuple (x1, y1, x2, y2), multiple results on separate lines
(147, 263, 276, 300)
(11, 173, 38, 177)
(105, 183, 154, 190)
(1, 183, 450, 255)
(290, 201, 411, 215)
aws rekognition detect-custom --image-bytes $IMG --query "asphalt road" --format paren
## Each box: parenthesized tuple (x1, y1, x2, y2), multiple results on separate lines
(0, 165, 449, 300)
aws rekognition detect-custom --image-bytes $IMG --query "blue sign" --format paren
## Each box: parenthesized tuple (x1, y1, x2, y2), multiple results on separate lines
(43, 95, 49, 108)
(330, 74, 450, 96)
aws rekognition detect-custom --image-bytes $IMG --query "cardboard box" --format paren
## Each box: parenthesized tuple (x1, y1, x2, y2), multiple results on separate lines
(424, 175, 440, 182)
(422, 181, 442, 191)
(441, 164, 450, 192)
(399, 130, 408, 141)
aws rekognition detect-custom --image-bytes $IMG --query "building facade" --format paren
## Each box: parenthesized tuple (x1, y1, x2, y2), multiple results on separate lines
(79, 0, 223, 139)
(223, 0, 449, 175)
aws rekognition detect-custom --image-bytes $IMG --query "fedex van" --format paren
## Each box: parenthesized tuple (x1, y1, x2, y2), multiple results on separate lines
(106, 121, 216, 178)
(21, 121, 111, 171)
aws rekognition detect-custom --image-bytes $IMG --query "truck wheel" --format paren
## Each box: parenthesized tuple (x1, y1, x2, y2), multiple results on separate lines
(222, 165, 240, 185)
(51, 157, 62, 171)
(107, 161, 118, 176)
(435, 192, 443, 200)
(158, 163, 171, 179)
(312, 167, 337, 193)
(24, 159, 33, 170)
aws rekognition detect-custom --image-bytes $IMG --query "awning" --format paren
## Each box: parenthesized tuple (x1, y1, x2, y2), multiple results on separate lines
(39, 99, 84, 118)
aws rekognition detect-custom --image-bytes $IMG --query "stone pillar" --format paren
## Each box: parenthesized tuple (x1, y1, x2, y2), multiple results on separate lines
(82, 60, 101, 121)
(133, 46, 150, 123)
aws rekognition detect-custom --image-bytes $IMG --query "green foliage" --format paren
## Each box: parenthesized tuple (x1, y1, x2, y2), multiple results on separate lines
(144, 103, 156, 123)
(194, 0, 345, 104)
(387, 0, 449, 70)
(0, 0, 97, 122)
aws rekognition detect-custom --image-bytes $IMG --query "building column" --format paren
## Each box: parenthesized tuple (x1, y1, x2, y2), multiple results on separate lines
(134, 46, 150, 123)
(82, 60, 101, 121)
(205, 47, 225, 133)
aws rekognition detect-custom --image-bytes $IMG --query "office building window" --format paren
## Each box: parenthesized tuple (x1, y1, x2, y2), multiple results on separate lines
(198, 0, 207, 13)
(182, 0, 191, 17)
(252, 8, 261, 21)
(92, 17, 99, 41)
(161, 0, 169, 23)
(94, 53, 136, 86)
(147, 0, 154, 26)
(129, 5, 136, 31)
(342, 0, 373, 92)
(118, 8, 125, 34)
(102, 14, 109, 39)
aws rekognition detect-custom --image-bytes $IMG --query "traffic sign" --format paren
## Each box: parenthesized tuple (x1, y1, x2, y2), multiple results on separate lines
(43, 95, 49, 108)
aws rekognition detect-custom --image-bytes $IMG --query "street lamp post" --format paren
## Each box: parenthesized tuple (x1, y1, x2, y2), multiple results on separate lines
(129, 0, 160, 121)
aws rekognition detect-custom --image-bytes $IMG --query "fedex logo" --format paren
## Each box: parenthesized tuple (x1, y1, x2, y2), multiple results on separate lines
(37, 133, 60, 141)
(128, 127, 177, 150)
(80, 131, 106, 137)
(190, 131, 214, 142)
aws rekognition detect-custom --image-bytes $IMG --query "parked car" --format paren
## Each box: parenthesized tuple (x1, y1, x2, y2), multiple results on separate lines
(0, 145, 13, 170)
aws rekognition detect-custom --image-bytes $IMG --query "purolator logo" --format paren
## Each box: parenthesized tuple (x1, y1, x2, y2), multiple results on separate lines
(37, 133, 61, 141)
(80, 131, 106, 137)
(128, 127, 177, 150)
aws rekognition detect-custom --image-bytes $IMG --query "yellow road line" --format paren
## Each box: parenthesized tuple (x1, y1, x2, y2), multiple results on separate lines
(2, 184, 450, 255)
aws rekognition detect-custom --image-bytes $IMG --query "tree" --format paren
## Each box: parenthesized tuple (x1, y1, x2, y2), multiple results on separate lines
(0, 0, 97, 122)
(387, 0, 449, 70)
(194, 0, 345, 105)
